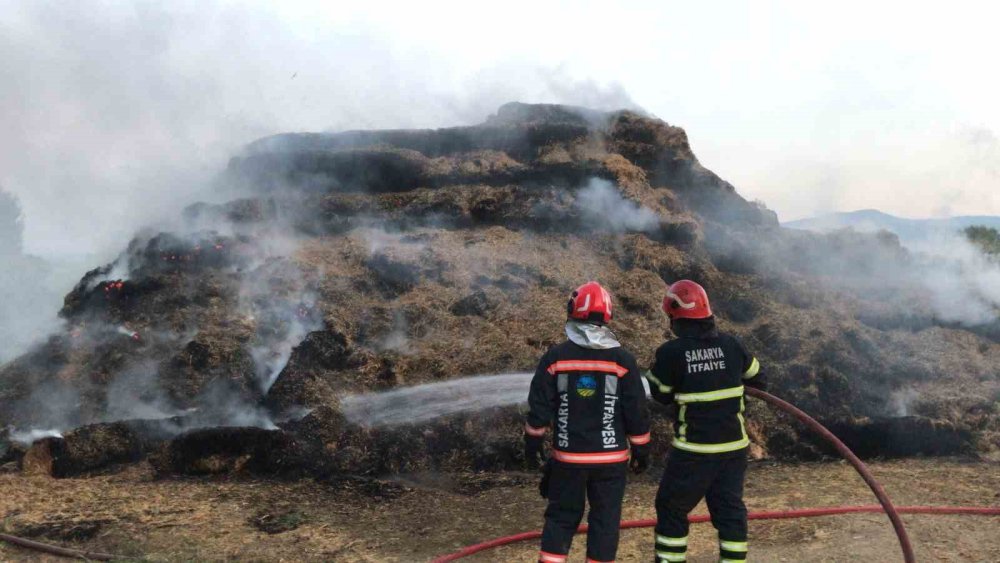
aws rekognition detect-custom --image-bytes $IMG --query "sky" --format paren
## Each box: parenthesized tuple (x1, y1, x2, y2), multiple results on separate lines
(2, 0, 999, 262)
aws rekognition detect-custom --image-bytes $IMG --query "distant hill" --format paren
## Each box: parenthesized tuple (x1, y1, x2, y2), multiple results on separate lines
(784, 209, 1000, 244)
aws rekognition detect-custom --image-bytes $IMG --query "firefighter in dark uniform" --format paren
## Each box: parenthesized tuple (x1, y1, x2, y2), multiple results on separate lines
(524, 281, 651, 563)
(646, 280, 766, 563)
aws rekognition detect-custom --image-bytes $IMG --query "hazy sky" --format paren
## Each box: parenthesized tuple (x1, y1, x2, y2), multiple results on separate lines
(2, 0, 999, 260)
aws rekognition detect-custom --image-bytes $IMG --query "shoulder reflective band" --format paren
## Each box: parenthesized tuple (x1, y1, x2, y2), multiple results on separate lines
(720, 540, 748, 552)
(644, 370, 672, 393)
(674, 385, 744, 403)
(628, 432, 651, 445)
(547, 361, 629, 378)
(551, 449, 629, 464)
(672, 436, 750, 454)
(524, 423, 547, 437)
(742, 357, 760, 380)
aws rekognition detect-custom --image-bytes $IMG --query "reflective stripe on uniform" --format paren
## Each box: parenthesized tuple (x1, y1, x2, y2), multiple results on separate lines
(547, 361, 628, 378)
(644, 370, 673, 393)
(656, 552, 687, 562)
(674, 385, 744, 403)
(742, 357, 760, 380)
(672, 436, 750, 454)
(678, 405, 687, 438)
(720, 559, 746, 563)
(628, 432, 651, 445)
(539, 551, 567, 562)
(551, 449, 630, 464)
(524, 423, 547, 437)
(720, 540, 748, 552)
(655, 534, 688, 547)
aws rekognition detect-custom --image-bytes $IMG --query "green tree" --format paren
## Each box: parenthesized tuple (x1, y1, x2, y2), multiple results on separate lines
(964, 225, 1000, 258)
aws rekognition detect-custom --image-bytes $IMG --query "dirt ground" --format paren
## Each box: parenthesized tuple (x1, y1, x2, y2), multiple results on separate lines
(1, 459, 998, 562)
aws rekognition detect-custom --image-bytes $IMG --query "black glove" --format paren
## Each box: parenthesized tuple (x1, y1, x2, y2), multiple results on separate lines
(539, 460, 552, 498)
(630, 443, 650, 474)
(524, 434, 545, 469)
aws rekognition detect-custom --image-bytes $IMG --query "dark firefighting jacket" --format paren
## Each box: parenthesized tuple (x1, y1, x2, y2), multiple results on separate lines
(646, 318, 765, 455)
(526, 324, 650, 466)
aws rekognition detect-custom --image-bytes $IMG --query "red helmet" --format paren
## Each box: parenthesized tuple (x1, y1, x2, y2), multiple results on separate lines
(567, 281, 613, 324)
(663, 280, 712, 320)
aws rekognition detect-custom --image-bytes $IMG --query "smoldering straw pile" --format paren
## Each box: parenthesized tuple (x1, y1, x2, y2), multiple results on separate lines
(0, 103, 997, 481)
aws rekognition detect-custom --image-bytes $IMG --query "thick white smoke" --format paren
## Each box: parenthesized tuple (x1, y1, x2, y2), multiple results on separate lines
(909, 232, 1000, 325)
(0, 1, 637, 366)
(575, 178, 662, 233)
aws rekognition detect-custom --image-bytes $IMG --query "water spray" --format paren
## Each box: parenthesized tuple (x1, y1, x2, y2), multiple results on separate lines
(340, 372, 533, 427)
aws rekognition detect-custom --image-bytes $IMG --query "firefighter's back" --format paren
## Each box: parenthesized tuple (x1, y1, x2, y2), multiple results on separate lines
(652, 331, 757, 454)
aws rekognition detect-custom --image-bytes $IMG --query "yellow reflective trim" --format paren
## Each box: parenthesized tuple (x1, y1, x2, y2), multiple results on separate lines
(720, 540, 748, 551)
(655, 534, 688, 547)
(720, 559, 746, 563)
(644, 370, 673, 394)
(742, 357, 760, 379)
(678, 405, 687, 439)
(672, 437, 750, 454)
(656, 552, 688, 562)
(674, 386, 744, 403)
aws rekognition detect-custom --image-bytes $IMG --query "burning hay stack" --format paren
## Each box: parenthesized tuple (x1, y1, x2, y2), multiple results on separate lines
(0, 102, 997, 479)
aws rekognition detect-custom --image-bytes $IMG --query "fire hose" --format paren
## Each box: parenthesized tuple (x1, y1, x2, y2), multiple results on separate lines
(431, 388, 1000, 562)
(0, 532, 116, 561)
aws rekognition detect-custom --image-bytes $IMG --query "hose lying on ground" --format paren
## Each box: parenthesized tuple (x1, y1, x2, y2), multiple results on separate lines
(0, 532, 117, 561)
(430, 505, 1000, 562)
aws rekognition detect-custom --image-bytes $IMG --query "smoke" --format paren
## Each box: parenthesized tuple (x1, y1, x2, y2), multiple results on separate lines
(575, 178, 661, 232)
(0, 0, 637, 366)
(0, 189, 64, 362)
(103, 361, 185, 423)
(0, 1, 637, 258)
(377, 310, 413, 355)
(9, 429, 63, 445)
(909, 231, 1000, 325)
(889, 387, 919, 417)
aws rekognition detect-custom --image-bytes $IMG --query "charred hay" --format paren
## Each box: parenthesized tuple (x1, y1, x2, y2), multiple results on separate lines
(21, 419, 177, 477)
(319, 184, 697, 244)
(151, 427, 316, 476)
(243, 102, 594, 160)
(264, 332, 356, 411)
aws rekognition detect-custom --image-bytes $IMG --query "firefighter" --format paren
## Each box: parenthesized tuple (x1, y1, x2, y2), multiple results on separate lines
(524, 281, 651, 563)
(646, 280, 766, 563)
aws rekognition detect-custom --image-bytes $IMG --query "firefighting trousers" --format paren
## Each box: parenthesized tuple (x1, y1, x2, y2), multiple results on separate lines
(539, 461, 627, 563)
(654, 448, 748, 562)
